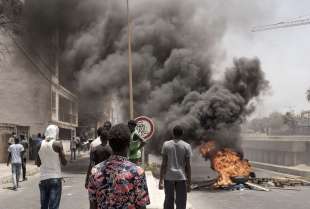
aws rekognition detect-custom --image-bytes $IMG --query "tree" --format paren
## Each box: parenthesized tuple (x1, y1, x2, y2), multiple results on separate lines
(307, 88, 310, 102)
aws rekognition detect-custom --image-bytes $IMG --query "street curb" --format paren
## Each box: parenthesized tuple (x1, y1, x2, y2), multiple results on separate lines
(0, 166, 39, 185)
(252, 161, 310, 177)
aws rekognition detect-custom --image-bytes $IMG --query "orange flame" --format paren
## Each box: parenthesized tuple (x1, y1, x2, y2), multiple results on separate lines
(200, 141, 252, 186)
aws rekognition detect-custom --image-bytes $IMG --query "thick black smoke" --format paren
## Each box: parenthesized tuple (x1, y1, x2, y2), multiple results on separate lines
(20, 0, 269, 153)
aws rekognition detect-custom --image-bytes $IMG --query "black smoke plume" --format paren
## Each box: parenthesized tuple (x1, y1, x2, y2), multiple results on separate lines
(20, 0, 269, 153)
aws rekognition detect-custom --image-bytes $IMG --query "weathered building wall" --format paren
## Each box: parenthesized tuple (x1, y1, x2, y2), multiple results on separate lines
(0, 29, 51, 136)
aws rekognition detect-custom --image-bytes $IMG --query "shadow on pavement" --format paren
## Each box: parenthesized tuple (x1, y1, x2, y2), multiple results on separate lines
(2, 186, 17, 191)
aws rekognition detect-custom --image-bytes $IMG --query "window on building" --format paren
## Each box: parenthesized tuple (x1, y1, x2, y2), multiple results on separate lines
(58, 95, 78, 125)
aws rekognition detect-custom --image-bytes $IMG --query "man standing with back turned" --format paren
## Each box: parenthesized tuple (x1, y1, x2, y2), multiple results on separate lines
(36, 125, 67, 209)
(88, 124, 150, 209)
(159, 125, 192, 209)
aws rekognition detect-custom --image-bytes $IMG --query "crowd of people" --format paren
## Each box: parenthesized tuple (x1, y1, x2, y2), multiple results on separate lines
(6, 120, 192, 209)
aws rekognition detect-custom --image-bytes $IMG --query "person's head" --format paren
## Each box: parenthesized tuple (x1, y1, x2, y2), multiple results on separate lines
(97, 126, 104, 137)
(12, 132, 16, 137)
(103, 121, 112, 131)
(20, 135, 25, 140)
(108, 124, 130, 154)
(128, 120, 136, 133)
(37, 133, 42, 138)
(44, 125, 59, 141)
(173, 125, 183, 138)
(14, 137, 20, 144)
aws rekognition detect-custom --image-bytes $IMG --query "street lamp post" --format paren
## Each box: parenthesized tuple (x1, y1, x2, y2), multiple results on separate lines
(127, 0, 134, 120)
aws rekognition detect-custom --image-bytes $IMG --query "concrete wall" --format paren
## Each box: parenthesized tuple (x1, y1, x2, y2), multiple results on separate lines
(0, 29, 51, 136)
(242, 136, 310, 166)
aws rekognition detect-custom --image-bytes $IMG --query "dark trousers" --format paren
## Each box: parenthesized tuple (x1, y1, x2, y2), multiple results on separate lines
(22, 158, 26, 180)
(71, 149, 76, 160)
(164, 180, 187, 209)
(39, 178, 62, 209)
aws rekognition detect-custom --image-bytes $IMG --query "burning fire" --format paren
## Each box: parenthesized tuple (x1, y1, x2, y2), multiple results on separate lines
(200, 141, 252, 186)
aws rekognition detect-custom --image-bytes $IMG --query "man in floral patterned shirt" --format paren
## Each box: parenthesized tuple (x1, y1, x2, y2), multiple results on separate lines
(88, 124, 150, 209)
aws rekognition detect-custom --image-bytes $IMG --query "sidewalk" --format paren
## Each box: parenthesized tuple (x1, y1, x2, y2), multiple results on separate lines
(0, 161, 39, 185)
(146, 171, 194, 209)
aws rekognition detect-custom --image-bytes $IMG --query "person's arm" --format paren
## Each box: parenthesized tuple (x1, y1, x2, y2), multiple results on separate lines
(185, 145, 192, 193)
(85, 150, 95, 189)
(53, 141, 67, 166)
(7, 153, 11, 166)
(185, 157, 191, 193)
(35, 143, 42, 167)
(159, 155, 167, 190)
(136, 134, 146, 150)
(88, 168, 98, 209)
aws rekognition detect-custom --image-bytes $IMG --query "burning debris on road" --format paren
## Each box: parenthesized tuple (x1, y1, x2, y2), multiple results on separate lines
(196, 140, 310, 192)
(200, 141, 252, 187)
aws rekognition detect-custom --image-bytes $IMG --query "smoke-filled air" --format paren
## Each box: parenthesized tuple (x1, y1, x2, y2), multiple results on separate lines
(22, 0, 269, 154)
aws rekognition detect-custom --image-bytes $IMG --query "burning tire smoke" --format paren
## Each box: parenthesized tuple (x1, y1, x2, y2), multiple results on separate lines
(21, 0, 269, 153)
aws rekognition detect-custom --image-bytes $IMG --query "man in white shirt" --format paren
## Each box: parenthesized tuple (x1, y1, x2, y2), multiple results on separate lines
(7, 137, 25, 190)
(36, 125, 67, 209)
(89, 121, 112, 151)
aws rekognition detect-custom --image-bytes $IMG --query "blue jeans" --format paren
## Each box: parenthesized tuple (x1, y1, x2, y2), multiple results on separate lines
(11, 163, 21, 188)
(39, 178, 62, 209)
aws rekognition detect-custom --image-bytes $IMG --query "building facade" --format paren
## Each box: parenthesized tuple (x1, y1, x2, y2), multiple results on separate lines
(0, 13, 78, 161)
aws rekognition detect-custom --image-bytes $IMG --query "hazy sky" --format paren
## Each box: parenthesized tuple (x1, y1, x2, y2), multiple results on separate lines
(220, 0, 310, 117)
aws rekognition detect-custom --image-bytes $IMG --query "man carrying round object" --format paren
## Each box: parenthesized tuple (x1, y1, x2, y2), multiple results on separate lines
(128, 120, 146, 164)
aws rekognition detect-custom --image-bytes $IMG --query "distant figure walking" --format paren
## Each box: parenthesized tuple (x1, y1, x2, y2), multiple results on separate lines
(8, 132, 16, 146)
(90, 121, 112, 151)
(33, 133, 43, 160)
(70, 137, 77, 161)
(128, 120, 146, 164)
(159, 125, 192, 209)
(7, 137, 24, 190)
(20, 135, 29, 181)
(88, 124, 150, 209)
(75, 136, 81, 156)
(36, 125, 67, 209)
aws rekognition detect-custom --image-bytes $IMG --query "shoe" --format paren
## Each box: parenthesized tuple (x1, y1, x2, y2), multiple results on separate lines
(13, 187, 17, 191)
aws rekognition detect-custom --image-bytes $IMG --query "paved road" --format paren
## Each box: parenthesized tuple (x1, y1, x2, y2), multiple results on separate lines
(0, 158, 89, 209)
(1, 156, 310, 209)
(189, 168, 310, 209)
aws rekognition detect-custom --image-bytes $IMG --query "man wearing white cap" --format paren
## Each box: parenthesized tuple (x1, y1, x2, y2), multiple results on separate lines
(36, 125, 67, 209)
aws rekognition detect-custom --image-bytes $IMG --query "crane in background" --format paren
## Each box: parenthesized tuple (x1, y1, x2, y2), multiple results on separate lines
(252, 15, 310, 32)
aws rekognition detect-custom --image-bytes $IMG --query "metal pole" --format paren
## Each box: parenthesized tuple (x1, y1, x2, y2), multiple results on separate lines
(127, 0, 134, 120)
